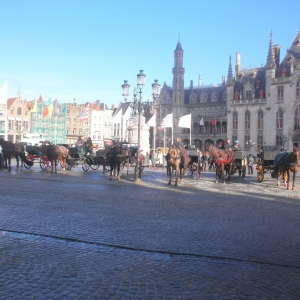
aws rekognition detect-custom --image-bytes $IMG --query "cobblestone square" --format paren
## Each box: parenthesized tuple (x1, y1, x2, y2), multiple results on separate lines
(0, 166, 299, 299)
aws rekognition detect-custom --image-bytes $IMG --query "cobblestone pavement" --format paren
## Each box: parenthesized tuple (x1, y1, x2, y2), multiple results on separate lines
(0, 165, 300, 299)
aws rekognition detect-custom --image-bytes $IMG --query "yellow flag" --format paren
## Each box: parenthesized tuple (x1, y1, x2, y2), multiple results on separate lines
(31, 98, 38, 113)
(48, 103, 54, 117)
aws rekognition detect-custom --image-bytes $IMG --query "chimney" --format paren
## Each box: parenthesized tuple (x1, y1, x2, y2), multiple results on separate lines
(235, 52, 241, 79)
(273, 44, 280, 68)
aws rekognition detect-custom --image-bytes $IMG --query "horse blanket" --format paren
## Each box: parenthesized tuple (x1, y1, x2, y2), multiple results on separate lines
(273, 152, 288, 166)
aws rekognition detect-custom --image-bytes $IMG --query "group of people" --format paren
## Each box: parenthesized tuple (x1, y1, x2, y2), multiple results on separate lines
(148, 150, 163, 169)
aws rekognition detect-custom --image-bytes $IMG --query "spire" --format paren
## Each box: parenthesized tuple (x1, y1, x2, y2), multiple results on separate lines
(198, 74, 203, 87)
(266, 31, 275, 69)
(175, 34, 183, 51)
(227, 55, 233, 80)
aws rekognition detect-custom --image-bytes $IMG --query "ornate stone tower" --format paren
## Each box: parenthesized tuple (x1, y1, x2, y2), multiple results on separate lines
(172, 39, 185, 138)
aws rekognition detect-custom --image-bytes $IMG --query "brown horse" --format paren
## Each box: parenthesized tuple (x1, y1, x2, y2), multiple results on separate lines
(167, 146, 185, 186)
(208, 144, 234, 183)
(0, 137, 33, 171)
(272, 147, 300, 190)
(41, 141, 68, 173)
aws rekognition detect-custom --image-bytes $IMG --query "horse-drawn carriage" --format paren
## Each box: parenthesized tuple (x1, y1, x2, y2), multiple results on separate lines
(24, 145, 50, 170)
(231, 150, 247, 179)
(256, 146, 280, 182)
(66, 146, 99, 172)
(186, 146, 199, 176)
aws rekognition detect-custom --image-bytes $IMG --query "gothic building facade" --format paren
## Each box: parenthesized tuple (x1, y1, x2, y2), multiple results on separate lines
(154, 40, 227, 150)
(154, 30, 300, 153)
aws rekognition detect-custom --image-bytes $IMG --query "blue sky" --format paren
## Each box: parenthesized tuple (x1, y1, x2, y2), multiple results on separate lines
(0, 0, 299, 107)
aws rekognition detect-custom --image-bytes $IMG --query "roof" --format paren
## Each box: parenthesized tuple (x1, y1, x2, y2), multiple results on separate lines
(184, 85, 226, 104)
(276, 30, 300, 77)
(7, 97, 16, 109)
(234, 68, 266, 98)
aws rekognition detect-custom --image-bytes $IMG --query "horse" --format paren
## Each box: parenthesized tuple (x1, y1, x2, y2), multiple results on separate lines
(0, 137, 34, 171)
(107, 143, 125, 180)
(271, 147, 300, 190)
(208, 144, 234, 183)
(41, 141, 68, 173)
(167, 145, 185, 186)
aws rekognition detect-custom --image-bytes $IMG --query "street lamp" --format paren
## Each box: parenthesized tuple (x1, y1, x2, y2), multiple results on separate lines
(121, 71, 160, 183)
(246, 139, 255, 152)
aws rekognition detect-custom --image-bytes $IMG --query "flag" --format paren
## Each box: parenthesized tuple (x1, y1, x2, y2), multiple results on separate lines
(0, 81, 8, 105)
(147, 114, 156, 127)
(161, 113, 173, 128)
(178, 113, 191, 128)
(211, 118, 216, 126)
(43, 102, 54, 118)
(129, 117, 139, 127)
(199, 117, 204, 126)
(31, 97, 38, 113)
(78, 104, 89, 121)
(52, 99, 60, 116)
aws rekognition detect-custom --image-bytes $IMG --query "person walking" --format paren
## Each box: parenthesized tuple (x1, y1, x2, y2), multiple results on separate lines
(248, 154, 254, 175)
(149, 150, 156, 170)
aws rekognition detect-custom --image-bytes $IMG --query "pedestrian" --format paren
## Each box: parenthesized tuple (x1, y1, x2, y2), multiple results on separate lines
(149, 150, 156, 170)
(202, 152, 207, 171)
(248, 154, 254, 175)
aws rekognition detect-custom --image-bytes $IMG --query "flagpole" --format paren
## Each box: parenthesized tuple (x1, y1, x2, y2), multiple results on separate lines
(190, 114, 191, 145)
(171, 113, 173, 145)
(164, 128, 166, 154)
(153, 115, 156, 150)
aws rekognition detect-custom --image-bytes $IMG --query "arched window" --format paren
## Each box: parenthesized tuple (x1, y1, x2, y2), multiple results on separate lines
(200, 92, 207, 103)
(211, 91, 218, 102)
(17, 107, 22, 115)
(216, 121, 221, 134)
(204, 121, 209, 133)
(222, 121, 227, 133)
(295, 107, 300, 130)
(233, 112, 238, 130)
(245, 111, 250, 130)
(189, 93, 197, 104)
(296, 78, 300, 101)
(276, 108, 283, 129)
(193, 122, 200, 134)
(258, 110, 263, 130)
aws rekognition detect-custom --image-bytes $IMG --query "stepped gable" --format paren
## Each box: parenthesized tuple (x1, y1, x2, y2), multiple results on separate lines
(184, 85, 225, 104)
(276, 30, 300, 77)
(234, 68, 266, 99)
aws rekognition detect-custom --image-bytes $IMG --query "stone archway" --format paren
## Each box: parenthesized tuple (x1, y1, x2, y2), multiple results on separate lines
(194, 139, 202, 150)
(204, 139, 214, 151)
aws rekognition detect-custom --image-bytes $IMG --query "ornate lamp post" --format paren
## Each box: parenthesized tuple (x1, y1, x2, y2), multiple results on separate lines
(246, 139, 255, 152)
(121, 71, 160, 183)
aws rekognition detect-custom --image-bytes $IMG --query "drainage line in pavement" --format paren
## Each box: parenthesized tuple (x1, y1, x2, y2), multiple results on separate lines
(2, 228, 299, 270)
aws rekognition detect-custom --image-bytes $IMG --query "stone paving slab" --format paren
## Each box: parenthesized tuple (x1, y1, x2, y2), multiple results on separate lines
(0, 166, 300, 299)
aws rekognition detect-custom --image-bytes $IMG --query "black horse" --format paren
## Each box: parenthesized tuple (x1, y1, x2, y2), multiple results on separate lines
(0, 137, 33, 171)
(107, 143, 125, 180)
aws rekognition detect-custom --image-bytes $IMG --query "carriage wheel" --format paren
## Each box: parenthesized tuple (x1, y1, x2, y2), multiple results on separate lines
(40, 156, 50, 170)
(82, 159, 90, 172)
(66, 158, 73, 170)
(257, 163, 264, 182)
(90, 163, 100, 170)
(24, 154, 34, 169)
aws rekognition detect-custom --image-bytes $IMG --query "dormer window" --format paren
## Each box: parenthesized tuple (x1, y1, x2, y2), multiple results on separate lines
(234, 91, 239, 100)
